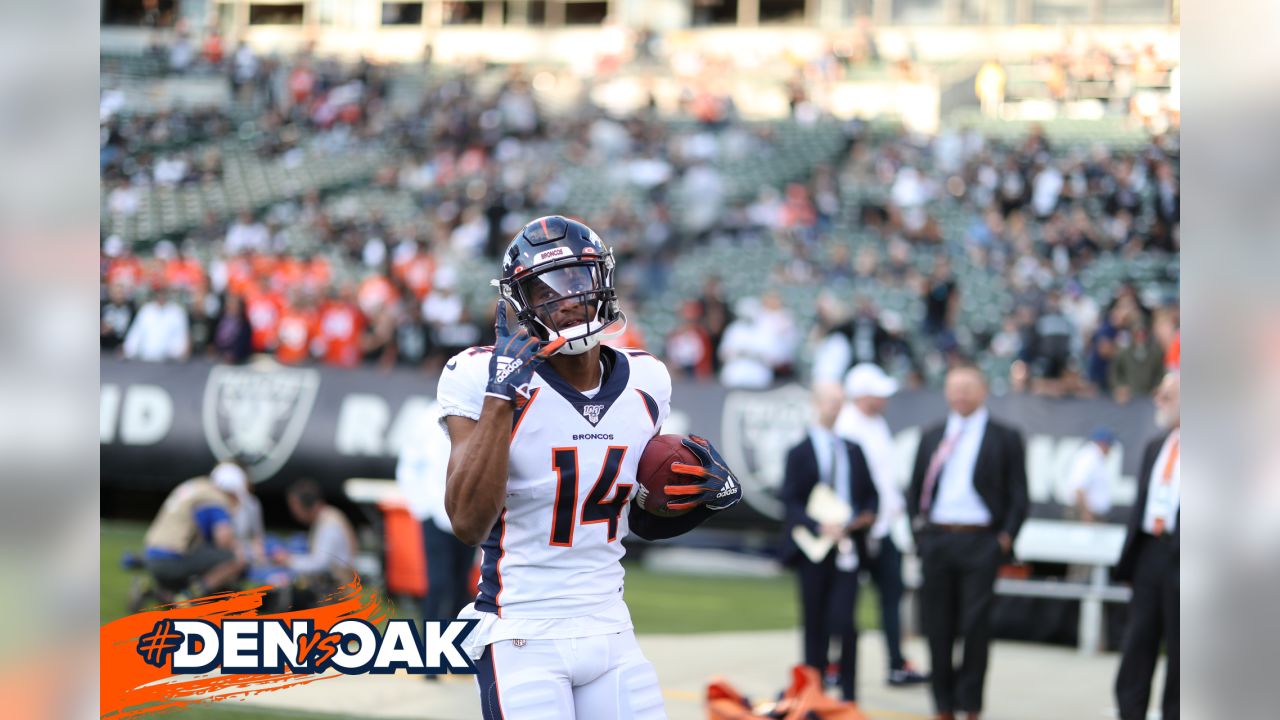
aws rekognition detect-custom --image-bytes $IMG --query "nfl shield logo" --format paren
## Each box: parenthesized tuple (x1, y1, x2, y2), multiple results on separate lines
(581, 403, 606, 425)
(202, 362, 321, 482)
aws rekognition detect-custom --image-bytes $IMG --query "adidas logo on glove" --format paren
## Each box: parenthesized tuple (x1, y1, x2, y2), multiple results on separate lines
(494, 357, 524, 384)
(716, 475, 738, 499)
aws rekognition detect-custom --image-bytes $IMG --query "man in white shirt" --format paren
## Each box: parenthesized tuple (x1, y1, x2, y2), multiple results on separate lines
(718, 298, 774, 389)
(273, 479, 357, 607)
(1113, 373, 1179, 720)
(835, 364, 927, 687)
(907, 365, 1029, 720)
(1066, 427, 1116, 522)
(396, 420, 474, 623)
(224, 210, 269, 255)
(122, 286, 190, 362)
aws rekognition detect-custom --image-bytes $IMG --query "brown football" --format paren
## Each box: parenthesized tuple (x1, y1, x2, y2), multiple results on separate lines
(635, 434, 701, 517)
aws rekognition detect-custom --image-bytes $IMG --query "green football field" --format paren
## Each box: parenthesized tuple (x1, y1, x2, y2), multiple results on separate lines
(102, 520, 879, 720)
(101, 520, 880, 631)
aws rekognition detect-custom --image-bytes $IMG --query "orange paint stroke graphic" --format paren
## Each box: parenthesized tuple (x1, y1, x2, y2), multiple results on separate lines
(100, 576, 390, 719)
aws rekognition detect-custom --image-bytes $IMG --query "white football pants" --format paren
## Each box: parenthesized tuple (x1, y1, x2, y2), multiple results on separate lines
(474, 630, 666, 720)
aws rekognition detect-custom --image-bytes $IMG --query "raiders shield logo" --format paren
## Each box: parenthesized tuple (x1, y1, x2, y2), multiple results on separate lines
(202, 363, 321, 482)
(719, 384, 811, 520)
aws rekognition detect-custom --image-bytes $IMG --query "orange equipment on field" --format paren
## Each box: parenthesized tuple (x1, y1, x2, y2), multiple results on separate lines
(706, 665, 868, 720)
(378, 499, 480, 599)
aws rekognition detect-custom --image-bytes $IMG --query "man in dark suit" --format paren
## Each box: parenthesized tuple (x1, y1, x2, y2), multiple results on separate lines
(780, 384, 880, 704)
(907, 365, 1029, 720)
(1114, 372, 1180, 720)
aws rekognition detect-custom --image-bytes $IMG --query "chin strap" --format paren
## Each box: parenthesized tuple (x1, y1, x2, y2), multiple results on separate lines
(600, 310, 628, 341)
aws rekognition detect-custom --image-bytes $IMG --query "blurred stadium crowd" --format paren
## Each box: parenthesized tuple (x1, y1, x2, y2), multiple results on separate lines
(101, 43, 1179, 399)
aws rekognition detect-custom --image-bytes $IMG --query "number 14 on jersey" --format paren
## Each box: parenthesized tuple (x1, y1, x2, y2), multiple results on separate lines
(549, 446, 632, 547)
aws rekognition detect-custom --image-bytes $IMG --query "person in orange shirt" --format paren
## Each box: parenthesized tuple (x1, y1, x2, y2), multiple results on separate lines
(244, 286, 284, 353)
(267, 252, 304, 295)
(393, 243, 436, 300)
(275, 293, 319, 365)
(1164, 331, 1180, 372)
(301, 254, 332, 296)
(249, 251, 278, 286)
(315, 285, 365, 368)
(224, 252, 257, 298)
(357, 272, 398, 318)
(163, 248, 207, 295)
(105, 242, 146, 292)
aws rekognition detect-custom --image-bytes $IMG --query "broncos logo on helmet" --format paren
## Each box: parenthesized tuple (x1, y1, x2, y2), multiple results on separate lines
(497, 215, 624, 356)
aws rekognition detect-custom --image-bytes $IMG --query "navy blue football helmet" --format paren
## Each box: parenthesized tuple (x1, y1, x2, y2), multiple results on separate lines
(498, 215, 623, 355)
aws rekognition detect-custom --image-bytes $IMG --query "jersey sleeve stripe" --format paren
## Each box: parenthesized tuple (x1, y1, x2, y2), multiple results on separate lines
(635, 389, 659, 427)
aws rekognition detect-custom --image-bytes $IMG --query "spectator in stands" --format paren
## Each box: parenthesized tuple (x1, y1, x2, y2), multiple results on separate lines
(879, 311, 924, 389)
(101, 283, 135, 351)
(922, 256, 959, 341)
(273, 479, 358, 602)
(1061, 280, 1100, 346)
(201, 30, 224, 67)
(835, 364, 928, 688)
(1113, 373, 1179, 720)
(212, 293, 253, 364)
(812, 296, 889, 385)
(908, 365, 1029, 720)
(666, 300, 715, 380)
(316, 285, 365, 368)
(392, 298, 433, 369)
(759, 290, 800, 379)
(1025, 290, 1075, 397)
(225, 210, 270, 255)
(696, 277, 732, 370)
(719, 297, 774, 389)
(123, 285, 190, 362)
(1066, 428, 1116, 523)
(275, 293, 319, 365)
(988, 314, 1022, 360)
(1109, 321, 1165, 403)
(107, 179, 141, 218)
(1086, 298, 1135, 392)
(422, 270, 478, 360)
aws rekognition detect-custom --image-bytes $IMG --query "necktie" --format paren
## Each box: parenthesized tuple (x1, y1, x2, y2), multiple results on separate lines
(1152, 432, 1180, 536)
(830, 433, 850, 510)
(919, 426, 962, 516)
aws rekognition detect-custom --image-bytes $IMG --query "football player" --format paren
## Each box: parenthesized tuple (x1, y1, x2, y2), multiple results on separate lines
(437, 216, 742, 719)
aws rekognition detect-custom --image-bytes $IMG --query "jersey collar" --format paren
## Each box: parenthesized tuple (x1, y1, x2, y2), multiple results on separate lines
(535, 345, 631, 427)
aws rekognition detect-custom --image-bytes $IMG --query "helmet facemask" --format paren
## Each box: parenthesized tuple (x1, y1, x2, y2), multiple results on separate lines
(504, 258, 621, 356)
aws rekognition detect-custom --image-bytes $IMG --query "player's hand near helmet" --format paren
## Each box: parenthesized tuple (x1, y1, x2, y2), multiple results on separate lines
(485, 298, 566, 401)
(666, 435, 743, 512)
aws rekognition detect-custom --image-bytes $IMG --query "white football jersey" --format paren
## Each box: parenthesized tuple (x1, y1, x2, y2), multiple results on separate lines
(437, 345, 672, 619)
